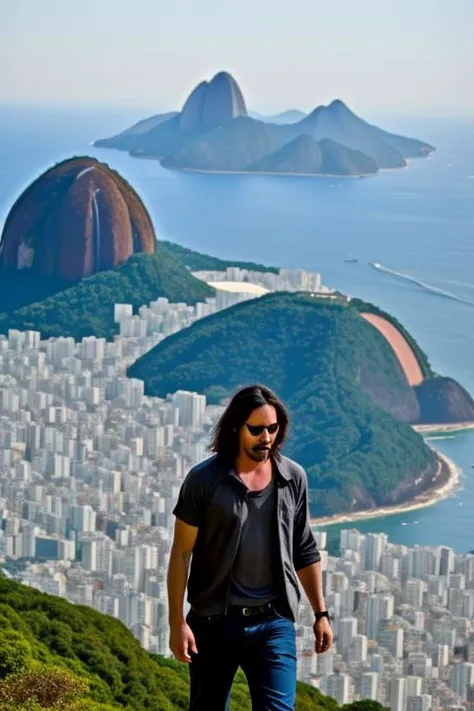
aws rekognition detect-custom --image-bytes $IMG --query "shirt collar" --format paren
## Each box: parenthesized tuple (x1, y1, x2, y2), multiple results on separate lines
(218, 452, 293, 483)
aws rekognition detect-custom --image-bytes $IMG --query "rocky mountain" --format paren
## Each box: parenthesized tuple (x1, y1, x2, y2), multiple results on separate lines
(286, 100, 423, 168)
(248, 135, 378, 176)
(94, 72, 434, 176)
(179, 71, 247, 131)
(416, 376, 474, 424)
(0, 157, 155, 281)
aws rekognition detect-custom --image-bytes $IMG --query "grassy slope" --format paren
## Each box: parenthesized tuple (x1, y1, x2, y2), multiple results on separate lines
(0, 576, 345, 711)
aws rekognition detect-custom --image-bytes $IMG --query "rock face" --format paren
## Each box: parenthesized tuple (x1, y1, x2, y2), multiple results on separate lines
(179, 71, 247, 132)
(415, 377, 474, 424)
(0, 157, 156, 281)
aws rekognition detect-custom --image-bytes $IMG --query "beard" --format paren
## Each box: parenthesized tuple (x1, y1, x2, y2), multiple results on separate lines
(245, 444, 271, 462)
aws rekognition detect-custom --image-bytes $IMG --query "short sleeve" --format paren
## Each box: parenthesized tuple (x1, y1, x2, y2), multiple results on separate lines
(172, 468, 208, 527)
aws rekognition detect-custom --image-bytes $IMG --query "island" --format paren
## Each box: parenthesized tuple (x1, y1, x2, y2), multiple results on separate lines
(95, 70, 435, 177)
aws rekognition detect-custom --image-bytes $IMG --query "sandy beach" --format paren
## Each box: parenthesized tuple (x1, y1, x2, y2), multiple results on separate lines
(310, 450, 462, 528)
(413, 422, 474, 434)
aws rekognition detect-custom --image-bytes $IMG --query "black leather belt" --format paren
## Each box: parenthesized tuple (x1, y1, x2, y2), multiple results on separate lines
(226, 602, 274, 617)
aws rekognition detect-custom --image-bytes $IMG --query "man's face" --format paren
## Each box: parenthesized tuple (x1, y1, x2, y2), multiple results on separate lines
(238, 404, 280, 463)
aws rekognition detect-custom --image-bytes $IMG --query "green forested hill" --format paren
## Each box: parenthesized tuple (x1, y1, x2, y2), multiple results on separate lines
(128, 292, 437, 516)
(0, 245, 214, 340)
(0, 576, 387, 711)
(160, 240, 279, 273)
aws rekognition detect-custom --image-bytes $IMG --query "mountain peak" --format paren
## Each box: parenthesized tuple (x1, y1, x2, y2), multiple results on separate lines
(328, 98, 348, 110)
(0, 157, 156, 281)
(179, 71, 247, 132)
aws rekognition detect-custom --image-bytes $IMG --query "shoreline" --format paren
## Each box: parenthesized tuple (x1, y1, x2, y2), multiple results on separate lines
(311, 450, 462, 528)
(129, 153, 376, 179)
(412, 421, 474, 434)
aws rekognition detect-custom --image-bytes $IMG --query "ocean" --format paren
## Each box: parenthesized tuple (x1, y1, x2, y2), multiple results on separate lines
(0, 105, 473, 552)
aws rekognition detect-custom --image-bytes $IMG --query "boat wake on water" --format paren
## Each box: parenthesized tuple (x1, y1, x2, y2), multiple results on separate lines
(369, 263, 474, 307)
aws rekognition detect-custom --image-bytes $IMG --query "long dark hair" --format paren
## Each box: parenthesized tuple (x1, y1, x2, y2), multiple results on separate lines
(209, 384, 290, 461)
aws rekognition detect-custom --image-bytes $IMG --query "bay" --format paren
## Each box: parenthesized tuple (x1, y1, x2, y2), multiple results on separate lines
(0, 105, 473, 551)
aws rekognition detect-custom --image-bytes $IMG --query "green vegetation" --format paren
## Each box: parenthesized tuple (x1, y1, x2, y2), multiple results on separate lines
(0, 576, 387, 711)
(160, 240, 279, 273)
(0, 245, 214, 341)
(128, 292, 437, 516)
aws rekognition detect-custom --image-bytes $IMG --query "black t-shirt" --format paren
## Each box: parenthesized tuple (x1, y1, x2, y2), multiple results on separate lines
(228, 476, 278, 605)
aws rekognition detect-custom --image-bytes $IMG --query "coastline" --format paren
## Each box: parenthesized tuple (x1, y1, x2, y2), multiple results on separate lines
(413, 422, 474, 434)
(310, 450, 462, 528)
(130, 153, 376, 180)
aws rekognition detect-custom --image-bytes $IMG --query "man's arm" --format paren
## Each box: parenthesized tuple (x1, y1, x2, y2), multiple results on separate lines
(296, 561, 326, 613)
(293, 471, 333, 653)
(297, 562, 333, 654)
(167, 518, 199, 662)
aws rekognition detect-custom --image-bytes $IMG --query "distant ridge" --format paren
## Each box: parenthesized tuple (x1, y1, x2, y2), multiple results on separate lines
(94, 72, 435, 176)
(250, 109, 307, 124)
(248, 134, 378, 176)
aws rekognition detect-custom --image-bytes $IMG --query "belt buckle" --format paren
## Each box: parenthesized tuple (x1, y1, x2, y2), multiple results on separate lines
(242, 607, 251, 616)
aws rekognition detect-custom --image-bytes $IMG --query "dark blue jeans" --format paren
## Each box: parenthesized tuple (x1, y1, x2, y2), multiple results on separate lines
(187, 609, 297, 711)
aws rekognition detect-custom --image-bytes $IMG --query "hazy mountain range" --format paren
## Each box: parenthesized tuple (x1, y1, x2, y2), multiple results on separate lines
(95, 71, 435, 177)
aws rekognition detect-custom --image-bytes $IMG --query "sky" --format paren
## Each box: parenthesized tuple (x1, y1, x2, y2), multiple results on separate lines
(1, 0, 474, 117)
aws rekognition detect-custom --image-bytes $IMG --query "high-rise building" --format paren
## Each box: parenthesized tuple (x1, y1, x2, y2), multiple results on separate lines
(365, 532, 388, 571)
(348, 634, 368, 663)
(171, 390, 206, 428)
(326, 673, 350, 705)
(440, 546, 456, 575)
(360, 672, 379, 701)
(406, 676, 423, 698)
(338, 617, 358, 651)
(377, 623, 404, 658)
(404, 579, 425, 608)
(390, 677, 407, 711)
(450, 662, 474, 700)
(407, 694, 432, 711)
(365, 593, 394, 640)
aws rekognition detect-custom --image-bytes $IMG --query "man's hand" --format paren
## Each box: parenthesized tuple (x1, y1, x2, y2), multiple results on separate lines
(313, 616, 333, 654)
(169, 621, 198, 663)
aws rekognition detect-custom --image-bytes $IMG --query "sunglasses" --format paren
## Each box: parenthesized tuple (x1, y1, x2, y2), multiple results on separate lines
(245, 422, 279, 436)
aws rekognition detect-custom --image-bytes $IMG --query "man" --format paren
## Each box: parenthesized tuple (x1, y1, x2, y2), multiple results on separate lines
(167, 384, 333, 711)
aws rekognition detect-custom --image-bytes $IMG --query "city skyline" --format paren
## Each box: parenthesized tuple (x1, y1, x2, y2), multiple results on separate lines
(2, 0, 474, 117)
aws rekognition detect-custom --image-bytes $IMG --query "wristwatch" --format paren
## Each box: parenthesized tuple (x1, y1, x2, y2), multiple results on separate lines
(314, 610, 330, 622)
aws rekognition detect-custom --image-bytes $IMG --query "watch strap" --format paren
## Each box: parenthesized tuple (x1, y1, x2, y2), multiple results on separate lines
(314, 610, 330, 622)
